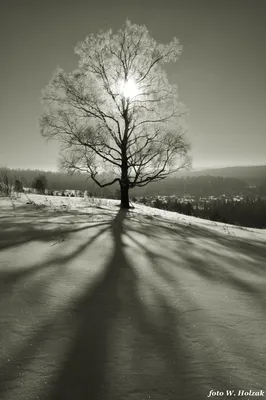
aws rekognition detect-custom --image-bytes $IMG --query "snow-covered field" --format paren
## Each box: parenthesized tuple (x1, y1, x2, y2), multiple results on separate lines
(0, 194, 265, 400)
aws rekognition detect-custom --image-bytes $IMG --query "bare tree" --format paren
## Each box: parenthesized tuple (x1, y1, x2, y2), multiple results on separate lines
(40, 20, 190, 208)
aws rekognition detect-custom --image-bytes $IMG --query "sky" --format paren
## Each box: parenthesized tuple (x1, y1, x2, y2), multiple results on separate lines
(1, 0, 265, 171)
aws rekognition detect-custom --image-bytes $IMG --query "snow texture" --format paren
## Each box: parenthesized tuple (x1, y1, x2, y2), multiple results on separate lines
(0, 194, 266, 400)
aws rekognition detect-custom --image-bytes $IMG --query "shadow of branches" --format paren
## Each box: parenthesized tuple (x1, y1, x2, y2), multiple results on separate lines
(0, 205, 265, 400)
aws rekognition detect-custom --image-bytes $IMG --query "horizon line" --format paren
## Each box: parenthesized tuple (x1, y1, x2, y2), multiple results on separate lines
(2, 163, 266, 173)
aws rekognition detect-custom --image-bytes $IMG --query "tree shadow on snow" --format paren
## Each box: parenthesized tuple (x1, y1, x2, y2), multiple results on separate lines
(0, 209, 205, 400)
(0, 202, 115, 251)
(46, 209, 210, 400)
(0, 207, 265, 400)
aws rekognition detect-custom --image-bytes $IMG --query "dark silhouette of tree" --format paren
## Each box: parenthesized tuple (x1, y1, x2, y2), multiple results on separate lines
(40, 20, 190, 209)
(0, 168, 12, 196)
(154, 198, 164, 209)
(32, 175, 47, 194)
(184, 202, 194, 216)
(14, 179, 23, 194)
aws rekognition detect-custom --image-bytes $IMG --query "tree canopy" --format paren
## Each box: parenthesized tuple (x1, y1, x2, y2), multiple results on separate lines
(40, 20, 190, 208)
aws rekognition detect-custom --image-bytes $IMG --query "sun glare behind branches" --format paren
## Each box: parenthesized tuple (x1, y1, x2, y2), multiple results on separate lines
(119, 78, 139, 99)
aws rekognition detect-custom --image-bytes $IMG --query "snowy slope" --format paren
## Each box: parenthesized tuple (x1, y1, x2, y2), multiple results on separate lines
(0, 194, 265, 400)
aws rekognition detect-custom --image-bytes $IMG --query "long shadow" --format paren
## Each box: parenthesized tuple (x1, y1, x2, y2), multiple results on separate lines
(130, 214, 266, 272)
(1, 206, 265, 399)
(48, 208, 244, 400)
(0, 210, 116, 399)
(0, 202, 114, 251)
(127, 215, 266, 310)
(47, 209, 131, 400)
(46, 209, 205, 400)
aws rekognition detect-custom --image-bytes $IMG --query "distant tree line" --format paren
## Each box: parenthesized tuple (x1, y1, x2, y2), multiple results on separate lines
(1, 168, 266, 216)
(196, 197, 266, 228)
(3, 168, 266, 198)
(137, 197, 266, 229)
(0, 168, 119, 197)
(131, 175, 266, 198)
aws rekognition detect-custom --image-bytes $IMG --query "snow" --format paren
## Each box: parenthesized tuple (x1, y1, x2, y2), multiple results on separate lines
(0, 194, 266, 400)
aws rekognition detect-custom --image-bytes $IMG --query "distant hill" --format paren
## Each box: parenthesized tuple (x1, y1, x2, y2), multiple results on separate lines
(131, 175, 249, 198)
(131, 165, 266, 197)
(2, 165, 266, 198)
(177, 165, 266, 185)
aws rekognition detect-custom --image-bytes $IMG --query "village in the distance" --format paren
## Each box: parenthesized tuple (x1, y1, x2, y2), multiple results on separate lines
(1, 165, 266, 229)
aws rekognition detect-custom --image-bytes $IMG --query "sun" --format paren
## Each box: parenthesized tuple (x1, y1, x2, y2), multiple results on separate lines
(119, 78, 139, 99)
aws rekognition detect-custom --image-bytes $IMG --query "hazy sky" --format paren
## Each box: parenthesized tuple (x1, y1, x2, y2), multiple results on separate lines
(1, 0, 265, 171)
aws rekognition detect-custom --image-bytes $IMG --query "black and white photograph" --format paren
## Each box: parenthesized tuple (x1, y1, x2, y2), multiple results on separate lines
(1, 0, 266, 399)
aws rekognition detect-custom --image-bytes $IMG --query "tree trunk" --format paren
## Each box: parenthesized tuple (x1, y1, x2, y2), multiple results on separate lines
(120, 182, 130, 209)
(120, 133, 129, 209)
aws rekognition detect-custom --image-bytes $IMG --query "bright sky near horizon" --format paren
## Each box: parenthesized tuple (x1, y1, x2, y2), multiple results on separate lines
(1, 0, 265, 171)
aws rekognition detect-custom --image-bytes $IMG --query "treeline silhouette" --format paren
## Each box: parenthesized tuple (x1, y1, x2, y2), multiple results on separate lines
(198, 198, 266, 228)
(4, 168, 266, 198)
(131, 175, 250, 197)
(139, 197, 266, 229)
(2, 168, 118, 197)
(2, 167, 266, 227)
